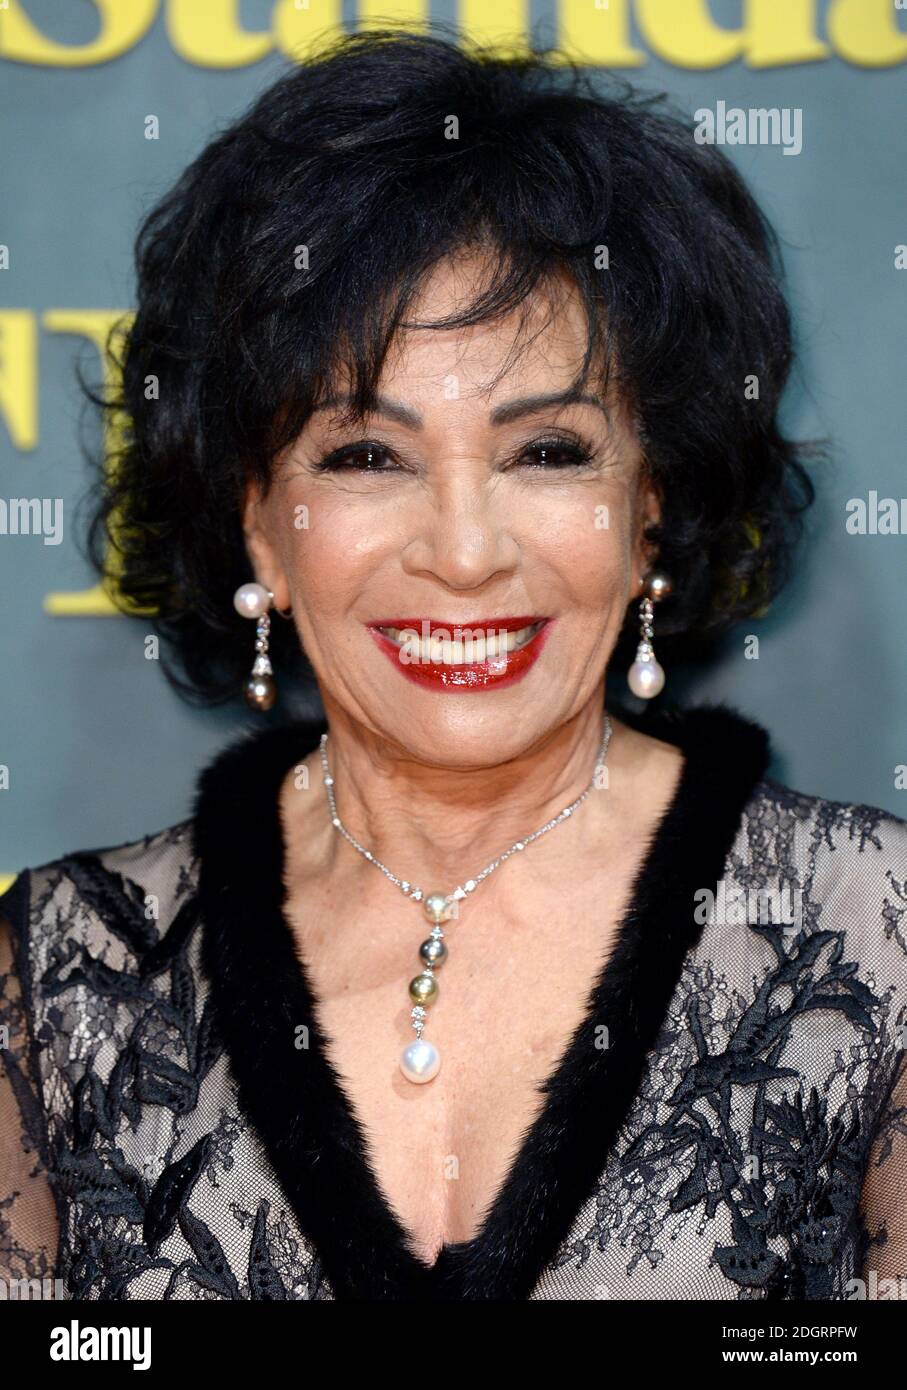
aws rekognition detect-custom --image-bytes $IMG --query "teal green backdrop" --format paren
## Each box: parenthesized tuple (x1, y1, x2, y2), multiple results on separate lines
(1, 0, 906, 886)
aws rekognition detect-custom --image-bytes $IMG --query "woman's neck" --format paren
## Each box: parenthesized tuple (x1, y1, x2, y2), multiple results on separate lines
(309, 690, 615, 885)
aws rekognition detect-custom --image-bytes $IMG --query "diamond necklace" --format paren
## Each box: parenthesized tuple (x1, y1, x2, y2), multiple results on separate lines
(318, 715, 613, 1085)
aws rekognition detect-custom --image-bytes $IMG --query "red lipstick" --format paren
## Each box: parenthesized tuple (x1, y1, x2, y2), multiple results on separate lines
(366, 617, 553, 691)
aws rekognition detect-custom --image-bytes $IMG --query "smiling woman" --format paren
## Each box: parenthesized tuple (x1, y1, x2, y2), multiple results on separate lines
(1, 29, 905, 1305)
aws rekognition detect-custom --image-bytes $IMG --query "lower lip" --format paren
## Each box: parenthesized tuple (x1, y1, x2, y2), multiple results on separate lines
(367, 621, 554, 691)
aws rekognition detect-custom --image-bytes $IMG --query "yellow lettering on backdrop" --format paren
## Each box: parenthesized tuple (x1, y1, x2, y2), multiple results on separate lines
(0, 0, 157, 66)
(746, 0, 828, 68)
(273, 0, 344, 62)
(0, 0, 903, 68)
(357, 0, 428, 30)
(0, 312, 38, 451)
(457, 0, 529, 57)
(568, 0, 829, 69)
(557, 0, 645, 67)
(828, 0, 907, 67)
(41, 310, 137, 617)
(167, 0, 272, 67)
(636, 0, 744, 67)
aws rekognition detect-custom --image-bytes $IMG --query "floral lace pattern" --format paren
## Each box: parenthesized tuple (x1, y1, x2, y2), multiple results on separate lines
(537, 784, 907, 1300)
(2, 777, 906, 1301)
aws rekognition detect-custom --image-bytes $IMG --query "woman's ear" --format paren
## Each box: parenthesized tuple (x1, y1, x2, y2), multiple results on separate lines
(240, 477, 292, 614)
(631, 477, 663, 595)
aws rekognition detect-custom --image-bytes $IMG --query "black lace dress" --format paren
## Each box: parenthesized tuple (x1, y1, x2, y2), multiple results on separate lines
(1, 706, 905, 1301)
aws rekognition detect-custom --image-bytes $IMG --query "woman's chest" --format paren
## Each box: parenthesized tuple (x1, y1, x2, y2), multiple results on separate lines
(59, 952, 871, 1304)
(51, 881, 877, 1302)
(284, 873, 630, 1259)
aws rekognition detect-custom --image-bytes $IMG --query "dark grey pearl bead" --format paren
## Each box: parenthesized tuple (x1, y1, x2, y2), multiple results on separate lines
(420, 937, 448, 968)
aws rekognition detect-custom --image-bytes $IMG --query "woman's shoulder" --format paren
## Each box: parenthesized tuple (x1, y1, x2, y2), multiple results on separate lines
(0, 720, 318, 958)
(747, 773, 907, 858)
(0, 818, 200, 971)
(635, 701, 907, 949)
(737, 774, 907, 975)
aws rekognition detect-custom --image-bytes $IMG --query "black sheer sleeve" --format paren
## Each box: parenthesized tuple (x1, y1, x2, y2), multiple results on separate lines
(860, 1043, 907, 1292)
(0, 875, 60, 1291)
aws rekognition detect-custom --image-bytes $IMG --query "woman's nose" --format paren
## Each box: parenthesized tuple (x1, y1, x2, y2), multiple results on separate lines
(399, 473, 520, 591)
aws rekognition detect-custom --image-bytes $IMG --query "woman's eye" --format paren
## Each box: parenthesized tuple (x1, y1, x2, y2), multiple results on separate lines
(316, 443, 396, 472)
(515, 441, 594, 470)
(314, 438, 593, 473)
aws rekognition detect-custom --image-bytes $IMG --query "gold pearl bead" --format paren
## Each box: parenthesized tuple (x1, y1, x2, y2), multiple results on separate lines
(423, 892, 452, 924)
(409, 973, 439, 1006)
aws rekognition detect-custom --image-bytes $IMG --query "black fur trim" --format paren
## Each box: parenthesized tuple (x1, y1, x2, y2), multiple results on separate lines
(193, 704, 771, 1300)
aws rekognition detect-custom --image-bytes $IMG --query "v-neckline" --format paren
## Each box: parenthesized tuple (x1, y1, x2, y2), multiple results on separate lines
(194, 703, 770, 1300)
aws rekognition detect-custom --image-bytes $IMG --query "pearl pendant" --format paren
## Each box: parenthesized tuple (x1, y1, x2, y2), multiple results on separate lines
(419, 936, 448, 967)
(233, 582, 271, 619)
(244, 672, 276, 710)
(400, 1039, 441, 1084)
(409, 972, 439, 1005)
(628, 657, 665, 699)
(423, 891, 454, 923)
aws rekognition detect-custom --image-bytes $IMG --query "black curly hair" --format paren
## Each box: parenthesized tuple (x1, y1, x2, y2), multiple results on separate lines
(87, 27, 816, 705)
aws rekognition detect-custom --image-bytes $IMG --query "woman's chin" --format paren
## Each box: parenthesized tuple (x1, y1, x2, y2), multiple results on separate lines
(361, 697, 571, 770)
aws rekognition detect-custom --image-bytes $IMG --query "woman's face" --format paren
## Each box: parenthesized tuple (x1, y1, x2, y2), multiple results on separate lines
(246, 255, 659, 767)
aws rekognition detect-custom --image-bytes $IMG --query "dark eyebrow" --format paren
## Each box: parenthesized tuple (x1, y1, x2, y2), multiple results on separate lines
(312, 394, 425, 429)
(311, 388, 608, 431)
(489, 390, 609, 425)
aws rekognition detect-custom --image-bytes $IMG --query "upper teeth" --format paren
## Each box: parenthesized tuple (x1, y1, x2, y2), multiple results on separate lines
(378, 623, 541, 665)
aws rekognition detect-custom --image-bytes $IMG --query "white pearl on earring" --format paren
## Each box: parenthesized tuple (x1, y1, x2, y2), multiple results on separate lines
(628, 657, 665, 699)
(233, 582, 271, 620)
(400, 1039, 441, 1084)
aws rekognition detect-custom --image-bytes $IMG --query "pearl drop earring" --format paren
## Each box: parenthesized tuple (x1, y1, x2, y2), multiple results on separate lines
(628, 570, 672, 699)
(233, 582, 276, 711)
